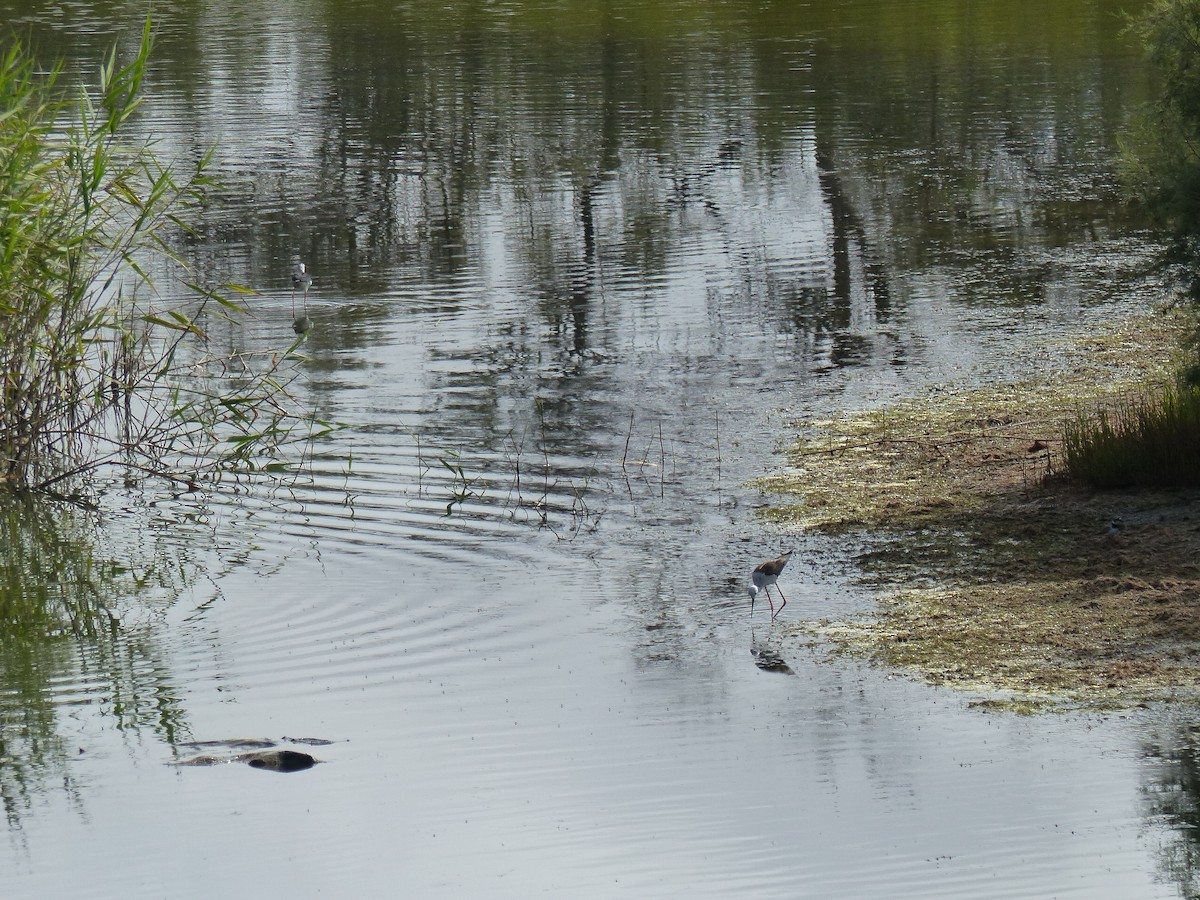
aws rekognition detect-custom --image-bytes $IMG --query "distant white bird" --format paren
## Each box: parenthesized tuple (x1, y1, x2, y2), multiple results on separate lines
(748, 550, 793, 622)
(291, 261, 313, 334)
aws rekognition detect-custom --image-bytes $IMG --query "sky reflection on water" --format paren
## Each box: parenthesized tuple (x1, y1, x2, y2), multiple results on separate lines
(2, 1, 1197, 898)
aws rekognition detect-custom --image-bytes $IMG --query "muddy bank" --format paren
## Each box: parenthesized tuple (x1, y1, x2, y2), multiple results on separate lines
(763, 308, 1200, 711)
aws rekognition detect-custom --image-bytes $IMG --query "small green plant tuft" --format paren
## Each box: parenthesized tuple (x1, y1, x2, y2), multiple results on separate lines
(1062, 387, 1200, 487)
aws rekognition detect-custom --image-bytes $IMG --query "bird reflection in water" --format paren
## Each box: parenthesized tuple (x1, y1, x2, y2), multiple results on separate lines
(750, 628, 794, 675)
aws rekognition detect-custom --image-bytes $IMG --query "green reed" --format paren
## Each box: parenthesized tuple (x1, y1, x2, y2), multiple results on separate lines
(1062, 385, 1200, 487)
(0, 20, 326, 494)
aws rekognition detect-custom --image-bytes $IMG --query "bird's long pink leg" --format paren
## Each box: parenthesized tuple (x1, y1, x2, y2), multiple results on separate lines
(771, 587, 787, 621)
(765, 587, 776, 621)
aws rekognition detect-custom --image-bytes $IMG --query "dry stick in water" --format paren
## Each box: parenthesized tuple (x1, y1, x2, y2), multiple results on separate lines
(659, 422, 665, 499)
(414, 431, 425, 496)
(621, 410, 634, 470)
(508, 430, 523, 508)
(620, 411, 636, 500)
(538, 403, 552, 508)
(715, 412, 722, 481)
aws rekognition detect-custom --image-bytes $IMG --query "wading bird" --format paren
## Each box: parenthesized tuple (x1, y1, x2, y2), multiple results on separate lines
(291, 261, 313, 334)
(748, 550, 793, 622)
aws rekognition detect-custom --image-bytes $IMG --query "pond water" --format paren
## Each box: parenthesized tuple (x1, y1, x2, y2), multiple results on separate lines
(4, 0, 1200, 897)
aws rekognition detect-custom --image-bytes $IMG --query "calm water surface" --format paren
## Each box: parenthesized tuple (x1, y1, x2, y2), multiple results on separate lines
(3, 1, 1198, 897)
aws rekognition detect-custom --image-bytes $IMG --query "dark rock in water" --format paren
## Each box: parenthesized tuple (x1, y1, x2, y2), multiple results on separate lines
(246, 750, 317, 772)
(174, 754, 227, 767)
(180, 738, 276, 751)
(170, 738, 327, 771)
(280, 737, 336, 746)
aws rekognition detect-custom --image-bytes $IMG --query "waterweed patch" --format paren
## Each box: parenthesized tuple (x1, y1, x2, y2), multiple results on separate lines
(762, 308, 1200, 710)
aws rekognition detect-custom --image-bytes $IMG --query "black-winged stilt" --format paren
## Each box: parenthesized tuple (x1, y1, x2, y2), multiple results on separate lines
(748, 550, 793, 622)
(291, 261, 313, 334)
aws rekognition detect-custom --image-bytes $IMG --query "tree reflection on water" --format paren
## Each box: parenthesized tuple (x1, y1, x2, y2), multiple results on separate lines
(1144, 730, 1200, 899)
(0, 494, 197, 830)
